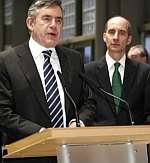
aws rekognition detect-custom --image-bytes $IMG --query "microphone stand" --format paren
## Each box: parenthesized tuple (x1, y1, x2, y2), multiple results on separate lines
(57, 71, 80, 127)
(80, 72, 135, 125)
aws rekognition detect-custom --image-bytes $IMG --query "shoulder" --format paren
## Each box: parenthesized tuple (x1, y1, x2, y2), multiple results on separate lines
(126, 58, 150, 71)
(55, 45, 83, 66)
(56, 45, 81, 56)
(0, 42, 28, 59)
(85, 61, 97, 70)
(126, 58, 150, 81)
(85, 57, 106, 71)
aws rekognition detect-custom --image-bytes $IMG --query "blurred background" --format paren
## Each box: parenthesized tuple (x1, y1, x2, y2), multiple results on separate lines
(0, 0, 150, 63)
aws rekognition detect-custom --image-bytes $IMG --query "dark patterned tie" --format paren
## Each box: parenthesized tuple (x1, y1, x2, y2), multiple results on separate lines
(42, 50, 63, 127)
(112, 62, 122, 113)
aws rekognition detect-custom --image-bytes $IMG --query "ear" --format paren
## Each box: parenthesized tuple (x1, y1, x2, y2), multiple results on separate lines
(26, 17, 35, 32)
(103, 33, 106, 42)
(127, 35, 132, 45)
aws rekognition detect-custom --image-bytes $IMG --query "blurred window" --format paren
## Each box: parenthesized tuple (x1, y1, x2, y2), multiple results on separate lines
(82, 0, 96, 35)
(4, 0, 13, 25)
(61, 0, 76, 38)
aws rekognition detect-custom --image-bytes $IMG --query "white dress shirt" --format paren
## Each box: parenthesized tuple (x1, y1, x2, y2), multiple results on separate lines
(29, 37, 66, 127)
(105, 51, 126, 85)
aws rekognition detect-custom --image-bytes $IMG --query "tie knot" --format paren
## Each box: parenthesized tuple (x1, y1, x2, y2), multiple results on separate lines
(42, 50, 52, 59)
(114, 62, 120, 70)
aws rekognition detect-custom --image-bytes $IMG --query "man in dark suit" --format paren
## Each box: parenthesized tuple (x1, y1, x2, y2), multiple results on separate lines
(0, 0, 94, 162)
(79, 16, 150, 126)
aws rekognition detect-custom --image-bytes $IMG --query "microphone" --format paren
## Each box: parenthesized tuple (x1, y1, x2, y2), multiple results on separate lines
(57, 71, 80, 127)
(79, 72, 135, 125)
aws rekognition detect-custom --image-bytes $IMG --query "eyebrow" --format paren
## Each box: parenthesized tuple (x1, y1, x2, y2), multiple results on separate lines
(42, 15, 63, 19)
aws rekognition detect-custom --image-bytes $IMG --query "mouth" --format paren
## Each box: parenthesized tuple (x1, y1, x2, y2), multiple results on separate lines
(111, 43, 120, 46)
(111, 43, 120, 47)
(47, 32, 57, 37)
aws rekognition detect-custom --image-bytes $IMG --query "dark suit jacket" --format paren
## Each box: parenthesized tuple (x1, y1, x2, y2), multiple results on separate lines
(80, 57, 150, 126)
(0, 42, 84, 145)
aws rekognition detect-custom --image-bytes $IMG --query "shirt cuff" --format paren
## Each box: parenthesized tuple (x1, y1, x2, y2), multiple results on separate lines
(69, 119, 85, 127)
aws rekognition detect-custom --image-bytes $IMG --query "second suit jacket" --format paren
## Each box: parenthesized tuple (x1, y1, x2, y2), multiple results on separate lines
(80, 56, 150, 126)
(0, 42, 85, 144)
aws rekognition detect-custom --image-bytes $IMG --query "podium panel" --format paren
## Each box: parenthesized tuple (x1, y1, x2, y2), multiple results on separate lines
(3, 126, 150, 159)
(57, 142, 148, 163)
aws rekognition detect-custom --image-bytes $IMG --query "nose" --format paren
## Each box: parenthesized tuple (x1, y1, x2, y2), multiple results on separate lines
(50, 18, 57, 27)
(113, 31, 119, 40)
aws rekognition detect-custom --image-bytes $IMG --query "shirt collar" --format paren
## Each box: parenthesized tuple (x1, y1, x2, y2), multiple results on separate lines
(106, 51, 126, 70)
(29, 37, 56, 59)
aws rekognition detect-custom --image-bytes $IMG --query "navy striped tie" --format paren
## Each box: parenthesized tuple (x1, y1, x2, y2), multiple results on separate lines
(42, 50, 63, 128)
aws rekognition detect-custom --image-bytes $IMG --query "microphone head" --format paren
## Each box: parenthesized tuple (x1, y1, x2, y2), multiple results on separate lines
(57, 71, 62, 79)
(57, 71, 67, 88)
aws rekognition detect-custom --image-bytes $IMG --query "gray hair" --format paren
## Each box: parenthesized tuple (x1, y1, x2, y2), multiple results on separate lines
(28, 0, 63, 18)
(130, 44, 149, 60)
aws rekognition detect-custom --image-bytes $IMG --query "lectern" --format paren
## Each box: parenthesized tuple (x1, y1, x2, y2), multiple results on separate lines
(3, 126, 150, 163)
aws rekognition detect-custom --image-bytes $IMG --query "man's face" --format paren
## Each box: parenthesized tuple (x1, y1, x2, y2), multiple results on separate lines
(128, 48, 147, 63)
(103, 17, 132, 58)
(26, 6, 63, 48)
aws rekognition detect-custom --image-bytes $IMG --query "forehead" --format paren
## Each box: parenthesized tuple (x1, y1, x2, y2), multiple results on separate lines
(37, 6, 63, 17)
(106, 17, 129, 31)
(130, 48, 141, 55)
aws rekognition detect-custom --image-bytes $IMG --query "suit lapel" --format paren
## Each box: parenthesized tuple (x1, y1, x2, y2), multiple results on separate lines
(56, 46, 71, 116)
(96, 58, 116, 113)
(96, 58, 112, 93)
(94, 57, 138, 116)
(116, 58, 137, 115)
(56, 46, 71, 89)
(15, 43, 50, 117)
(121, 58, 137, 102)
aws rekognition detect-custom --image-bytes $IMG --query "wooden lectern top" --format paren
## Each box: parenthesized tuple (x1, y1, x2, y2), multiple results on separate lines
(3, 125, 150, 158)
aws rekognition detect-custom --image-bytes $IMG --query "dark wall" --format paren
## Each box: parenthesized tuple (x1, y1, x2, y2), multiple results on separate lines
(0, 0, 4, 51)
(11, 0, 31, 46)
(120, 0, 145, 44)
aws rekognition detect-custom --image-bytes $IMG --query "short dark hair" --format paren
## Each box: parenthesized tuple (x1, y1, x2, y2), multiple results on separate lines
(28, 0, 63, 18)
